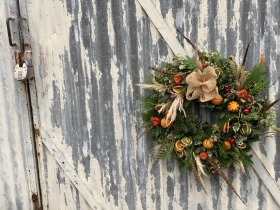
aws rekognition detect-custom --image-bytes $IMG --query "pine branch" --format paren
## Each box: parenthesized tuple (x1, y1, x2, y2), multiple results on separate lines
(243, 64, 267, 95)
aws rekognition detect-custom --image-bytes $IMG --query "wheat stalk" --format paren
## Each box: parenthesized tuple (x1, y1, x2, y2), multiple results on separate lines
(166, 94, 186, 124)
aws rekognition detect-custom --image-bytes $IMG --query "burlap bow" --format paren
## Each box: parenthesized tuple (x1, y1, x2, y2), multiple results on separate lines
(185, 66, 219, 102)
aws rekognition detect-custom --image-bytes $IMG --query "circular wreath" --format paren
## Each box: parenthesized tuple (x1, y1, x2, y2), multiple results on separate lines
(138, 40, 278, 201)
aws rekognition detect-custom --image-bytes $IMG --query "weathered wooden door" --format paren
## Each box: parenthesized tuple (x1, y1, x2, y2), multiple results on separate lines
(5, 0, 280, 209)
(0, 1, 41, 209)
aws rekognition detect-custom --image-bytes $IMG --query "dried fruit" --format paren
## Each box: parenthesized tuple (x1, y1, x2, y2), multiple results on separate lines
(174, 140, 184, 152)
(178, 150, 186, 158)
(155, 104, 162, 111)
(227, 101, 240, 112)
(202, 139, 214, 149)
(161, 118, 171, 128)
(237, 143, 246, 149)
(223, 141, 231, 151)
(151, 117, 161, 126)
(237, 89, 248, 99)
(173, 74, 183, 84)
(181, 137, 192, 147)
(240, 123, 252, 136)
(222, 121, 230, 133)
(199, 151, 208, 160)
(172, 85, 184, 94)
(211, 95, 223, 105)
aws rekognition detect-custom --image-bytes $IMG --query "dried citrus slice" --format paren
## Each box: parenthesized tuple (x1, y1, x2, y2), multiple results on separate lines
(174, 140, 184, 152)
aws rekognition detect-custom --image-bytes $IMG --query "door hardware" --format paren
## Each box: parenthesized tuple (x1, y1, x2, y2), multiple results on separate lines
(6, 17, 17, 46)
(14, 63, 28, 80)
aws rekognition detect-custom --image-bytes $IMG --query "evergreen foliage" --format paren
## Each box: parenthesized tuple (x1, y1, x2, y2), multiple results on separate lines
(138, 51, 278, 179)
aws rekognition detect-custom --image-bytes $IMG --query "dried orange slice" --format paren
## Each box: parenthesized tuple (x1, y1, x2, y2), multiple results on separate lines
(174, 140, 184, 152)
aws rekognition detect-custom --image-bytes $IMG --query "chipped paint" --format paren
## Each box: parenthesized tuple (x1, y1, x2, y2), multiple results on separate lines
(1, 0, 280, 209)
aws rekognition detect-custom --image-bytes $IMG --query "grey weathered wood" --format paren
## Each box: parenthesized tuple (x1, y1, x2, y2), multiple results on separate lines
(23, 0, 280, 209)
(40, 128, 104, 209)
(251, 148, 280, 205)
(0, 1, 41, 209)
(140, 0, 280, 207)
(137, 0, 187, 56)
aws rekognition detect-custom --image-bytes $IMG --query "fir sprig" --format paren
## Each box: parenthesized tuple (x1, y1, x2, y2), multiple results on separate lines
(138, 49, 278, 202)
(243, 65, 267, 95)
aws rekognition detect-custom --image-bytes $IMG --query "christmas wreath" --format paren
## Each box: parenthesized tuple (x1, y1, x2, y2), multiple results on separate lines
(138, 36, 279, 203)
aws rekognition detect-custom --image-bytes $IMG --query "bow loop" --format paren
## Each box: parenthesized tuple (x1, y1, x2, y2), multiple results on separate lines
(186, 66, 219, 102)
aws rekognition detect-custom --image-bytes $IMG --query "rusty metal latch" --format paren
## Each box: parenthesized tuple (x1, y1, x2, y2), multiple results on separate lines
(6, 16, 31, 80)
(14, 63, 28, 80)
(6, 17, 17, 47)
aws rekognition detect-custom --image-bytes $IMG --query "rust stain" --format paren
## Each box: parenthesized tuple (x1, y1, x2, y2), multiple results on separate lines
(34, 127, 41, 137)
(31, 193, 42, 210)
(31, 193, 38, 202)
(14, 51, 25, 67)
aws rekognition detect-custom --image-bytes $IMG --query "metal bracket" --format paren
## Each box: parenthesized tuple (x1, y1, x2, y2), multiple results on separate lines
(20, 17, 31, 47)
(6, 17, 17, 47)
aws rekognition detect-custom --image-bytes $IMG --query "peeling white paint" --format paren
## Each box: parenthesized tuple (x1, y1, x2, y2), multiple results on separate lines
(2, 0, 278, 209)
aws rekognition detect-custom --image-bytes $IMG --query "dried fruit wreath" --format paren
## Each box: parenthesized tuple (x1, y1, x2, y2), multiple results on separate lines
(138, 34, 279, 203)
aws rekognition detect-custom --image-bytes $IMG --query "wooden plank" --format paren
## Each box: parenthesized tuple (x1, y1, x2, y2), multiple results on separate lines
(40, 129, 104, 210)
(136, 0, 187, 56)
(0, 1, 40, 209)
(251, 149, 280, 206)
(137, 0, 280, 207)
(24, 0, 280, 209)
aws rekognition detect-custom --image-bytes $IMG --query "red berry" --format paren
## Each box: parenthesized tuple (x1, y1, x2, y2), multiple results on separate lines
(173, 74, 183, 84)
(229, 138, 236, 144)
(151, 117, 161, 126)
(199, 151, 208, 160)
(242, 107, 250, 115)
(202, 63, 208, 68)
(224, 87, 231, 93)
